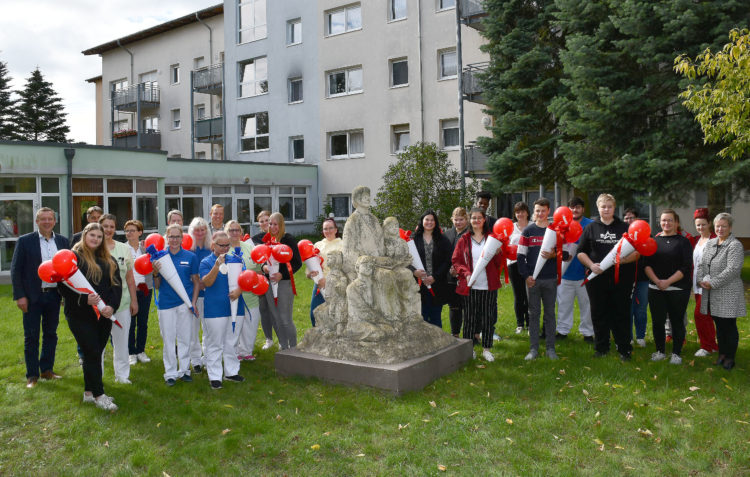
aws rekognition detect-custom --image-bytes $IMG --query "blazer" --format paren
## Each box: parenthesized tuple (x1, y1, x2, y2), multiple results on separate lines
(11, 231, 70, 304)
(696, 234, 746, 318)
(412, 232, 453, 305)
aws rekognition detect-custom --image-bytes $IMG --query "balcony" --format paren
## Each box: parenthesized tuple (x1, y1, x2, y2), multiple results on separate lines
(462, 62, 488, 105)
(112, 130, 161, 150)
(194, 117, 223, 143)
(193, 64, 223, 95)
(112, 82, 160, 112)
(459, 0, 487, 30)
(464, 144, 490, 177)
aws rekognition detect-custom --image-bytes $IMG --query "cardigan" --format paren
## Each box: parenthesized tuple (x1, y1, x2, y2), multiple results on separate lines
(696, 234, 746, 318)
(451, 232, 504, 296)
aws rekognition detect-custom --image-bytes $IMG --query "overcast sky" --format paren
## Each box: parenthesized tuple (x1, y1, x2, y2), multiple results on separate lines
(1, 0, 218, 144)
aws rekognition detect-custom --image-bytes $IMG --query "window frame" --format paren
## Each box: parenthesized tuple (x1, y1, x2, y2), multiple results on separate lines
(441, 118, 459, 150)
(329, 194, 352, 219)
(170, 64, 180, 85)
(390, 57, 408, 88)
(437, 0, 456, 11)
(391, 124, 410, 154)
(388, 0, 407, 21)
(325, 4, 362, 37)
(239, 111, 270, 153)
(287, 18, 302, 45)
(289, 136, 304, 162)
(329, 130, 364, 160)
(439, 48, 458, 80)
(326, 66, 363, 97)
(238, 56, 269, 98)
(288, 77, 303, 104)
(171, 109, 181, 130)
(238, 0, 268, 44)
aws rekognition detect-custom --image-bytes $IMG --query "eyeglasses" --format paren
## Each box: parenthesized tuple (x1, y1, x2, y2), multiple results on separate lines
(124, 229, 139, 233)
(227, 228, 242, 233)
(215, 242, 231, 247)
(167, 235, 182, 240)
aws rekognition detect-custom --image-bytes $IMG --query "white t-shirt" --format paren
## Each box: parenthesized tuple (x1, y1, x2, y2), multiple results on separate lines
(471, 236, 488, 290)
(692, 239, 708, 295)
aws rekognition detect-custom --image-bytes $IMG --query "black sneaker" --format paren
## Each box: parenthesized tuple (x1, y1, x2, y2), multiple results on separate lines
(583, 336, 594, 343)
(224, 374, 245, 383)
(193, 365, 203, 374)
(180, 374, 193, 383)
(593, 351, 607, 358)
(620, 352, 632, 362)
(210, 380, 223, 390)
(555, 332, 568, 340)
(165, 378, 176, 386)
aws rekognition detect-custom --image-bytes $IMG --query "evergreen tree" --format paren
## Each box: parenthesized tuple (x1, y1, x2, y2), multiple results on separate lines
(0, 59, 19, 140)
(477, 0, 568, 195)
(16, 68, 69, 142)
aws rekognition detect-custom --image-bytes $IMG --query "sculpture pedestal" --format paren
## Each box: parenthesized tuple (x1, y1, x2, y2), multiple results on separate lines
(275, 339, 473, 395)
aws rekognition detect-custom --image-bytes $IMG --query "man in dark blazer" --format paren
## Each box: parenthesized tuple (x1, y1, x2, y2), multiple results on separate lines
(11, 207, 70, 388)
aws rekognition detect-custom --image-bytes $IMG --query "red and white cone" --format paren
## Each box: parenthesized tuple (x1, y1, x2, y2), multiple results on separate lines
(468, 234, 503, 287)
(532, 226, 558, 280)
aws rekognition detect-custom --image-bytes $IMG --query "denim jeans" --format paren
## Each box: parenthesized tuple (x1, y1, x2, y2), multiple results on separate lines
(630, 281, 649, 340)
(309, 283, 326, 327)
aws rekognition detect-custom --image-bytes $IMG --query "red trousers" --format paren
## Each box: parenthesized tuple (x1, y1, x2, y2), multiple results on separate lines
(694, 293, 718, 352)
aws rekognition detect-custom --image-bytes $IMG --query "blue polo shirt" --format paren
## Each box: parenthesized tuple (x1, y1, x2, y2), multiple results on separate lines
(157, 248, 198, 310)
(199, 253, 245, 318)
(562, 216, 593, 281)
(194, 246, 212, 297)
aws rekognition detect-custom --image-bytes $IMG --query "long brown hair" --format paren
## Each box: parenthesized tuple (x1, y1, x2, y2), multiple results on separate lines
(72, 223, 119, 285)
(269, 212, 286, 241)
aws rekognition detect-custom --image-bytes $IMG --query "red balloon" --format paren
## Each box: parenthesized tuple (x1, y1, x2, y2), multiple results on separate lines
(564, 220, 583, 243)
(238, 270, 259, 292)
(38, 260, 63, 283)
(272, 244, 293, 263)
(493, 217, 514, 240)
(627, 220, 651, 245)
(553, 206, 574, 230)
(636, 237, 658, 256)
(251, 275, 270, 296)
(298, 239, 316, 261)
(250, 244, 271, 264)
(502, 243, 518, 261)
(52, 249, 78, 277)
(181, 234, 193, 250)
(144, 233, 165, 251)
(134, 254, 153, 275)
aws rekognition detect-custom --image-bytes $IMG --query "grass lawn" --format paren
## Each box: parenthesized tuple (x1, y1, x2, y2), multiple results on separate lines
(1, 269, 749, 476)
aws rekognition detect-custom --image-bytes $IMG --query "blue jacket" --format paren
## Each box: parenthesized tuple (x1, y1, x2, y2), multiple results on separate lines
(11, 231, 70, 303)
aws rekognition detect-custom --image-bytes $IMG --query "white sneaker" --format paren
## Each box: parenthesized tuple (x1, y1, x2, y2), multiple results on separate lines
(262, 339, 274, 350)
(136, 352, 151, 363)
(114, 377, 132, 384)
(482, 349, 495, 362)
(669, 354, 682, 365)
(694, 348, 711, 357)
(472, 350, 476, 359)
(636, 339, 646, 348)
(515, 327, 523, 334)
(525, 349, 538, 361)
(95, 394, 118, 411)
(83, 392, 95, 404)
(129, 354, 137, 365)
(651, 351, 666, 362)
(493, 334, 501, 342)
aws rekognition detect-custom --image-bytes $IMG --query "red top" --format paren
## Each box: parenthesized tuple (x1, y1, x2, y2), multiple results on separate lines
(451, 232, 504, 296)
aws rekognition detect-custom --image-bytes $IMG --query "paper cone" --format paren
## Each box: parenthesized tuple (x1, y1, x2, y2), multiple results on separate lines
(585, 237, 636, 282)
(304, 256, 323, 285)
(64, 270, 122, 328)
(227, 260, 243, 326)
(560, 242, 579, 276)
(532, 227, 558, 280)
(154, 253, 193, 309)
(406, 239, 433, 293)
(468, 235, 502, 287)
(268, 258, 279, 300)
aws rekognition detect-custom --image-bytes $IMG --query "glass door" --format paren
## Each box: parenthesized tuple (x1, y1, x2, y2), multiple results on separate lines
(0, 197, 38, 272)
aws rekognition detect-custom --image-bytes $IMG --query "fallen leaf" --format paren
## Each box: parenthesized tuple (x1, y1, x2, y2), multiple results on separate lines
(598, 444, 605, 452)
(422, 419, 431, 423)
(726, 385, 734, 390)
(222, 429, 231, 435)
(323, 432, 331, 436)
(276, 415, 282, 421)
(722, 377, 729, 383)
(614, 444, 624, 450)
(157, 422, 161, 428)
(356, 453, 365, 457)
(612, 384, 623, 389)
(438, 465, 447, 472)
(104, 441, 109, 448)
(506, 419, 513, 425)
(655, 437, 662, 443)
(568, 411, 577, 419)
(638, 428, 653, 437)
(311, 444, 320, 450)
(277, 399, 285, 403)
(429, 401, 437, 408)
(163, 473, 171, 477)
(737, 420, 750, 425)
(506, 437, 513, 443)
(559, 369, 566, 375)
(448, 411, 460, 417)
(689, 386, 700, 391)
(595, 411, 600, 418)
(626, 411, 633, 421)
(398, 423, 409, 430)
(487, 392, 490, 398)
(582, 389, 589, 397)
(224, 404, 233, 408)
(681, 396, 694, 403)
(476, 364, 486, 369)
(269, 391, 274, 395)
(594, 438, 604, 445)
(296, 408, 298, 415)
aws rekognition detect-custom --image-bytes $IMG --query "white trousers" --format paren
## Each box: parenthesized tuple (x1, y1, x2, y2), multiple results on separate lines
(236, 306, 260, 356)
(556, 278, 593, 337)
(189, 297, 205, 367)
(158, 304, 193, 380)
(203, 316, 241, 381)
(110, 307, 132, 380)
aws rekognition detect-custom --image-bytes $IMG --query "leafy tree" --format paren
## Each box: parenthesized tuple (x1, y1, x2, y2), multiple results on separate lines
(372, 142, 479, 231)
(477, 0, 568, 195)
(16, 68, 69, 142)
(0, 59, 19, 140)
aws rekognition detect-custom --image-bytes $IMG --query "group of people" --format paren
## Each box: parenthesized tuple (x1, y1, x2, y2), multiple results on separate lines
(11, 192, 746, 411)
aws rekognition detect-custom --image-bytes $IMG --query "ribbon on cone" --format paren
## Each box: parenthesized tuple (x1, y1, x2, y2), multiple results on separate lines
(582, 235, 637, 285)
(146, 244, 196, 316)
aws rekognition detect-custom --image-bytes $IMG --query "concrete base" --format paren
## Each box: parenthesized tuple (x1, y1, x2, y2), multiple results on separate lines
(275, 338, 473, 395)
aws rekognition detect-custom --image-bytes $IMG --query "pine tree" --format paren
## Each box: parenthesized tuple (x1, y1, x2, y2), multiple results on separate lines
(0, 59, 19, 140)
(16, 68, 69, 142)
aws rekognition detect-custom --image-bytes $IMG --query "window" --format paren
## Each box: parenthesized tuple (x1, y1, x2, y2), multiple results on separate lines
(439, 49, 457, 79)
(288, 77, 303, 103)
(194, 56, 206, 70)
(239, 57, 268, 97)
(441, 118, 459, 149)
(331, 195, 351, 218)
(390, 58, 408, 87)
(113, 119, 128, 133)
(196, 151, 207, 159)
(392, 124, 410, 154)
(287, 18, 302, 45)
(171, 109, 181, 129)
(326, 4, 361, 36)
(139, 70, 157, 87)
(196, 104, 206, 120)
(240, 112, 269, 152)
(329, 130, 364, 159)
(170, 64, 180, 84)
(438, 0, 455, 10)
(238, 0, 267, 43)
(389, 0, 407, 20)
(254, 186, 272, 217)
(141, 116, 158, 132)
(290, 136, 304, 162)
(279, 186, 307, 221)
(165, 185, 203, 226)
(111, 78, 128, 91)
(327, 66, 362, 97)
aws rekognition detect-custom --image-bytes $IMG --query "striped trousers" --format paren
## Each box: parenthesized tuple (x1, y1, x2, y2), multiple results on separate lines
(462, 289, 498, 348)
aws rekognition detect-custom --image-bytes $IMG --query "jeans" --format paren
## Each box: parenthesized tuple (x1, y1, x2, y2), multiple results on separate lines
(630, 281, 649, 340)
(421, 292, 443, 328)
(23, 290, 61, 378)
(310, 283, 325, 327)
(128, 288, 152, 355)
(527, 278, 557, 351)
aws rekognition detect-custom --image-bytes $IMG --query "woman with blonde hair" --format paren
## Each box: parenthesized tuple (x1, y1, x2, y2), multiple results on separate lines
(58, 223, 121, 411)
(252, 210, 275, 350)
(444, 207, 470, 337)
(225, 220, 262, 360)
(186, 217, 212, 373)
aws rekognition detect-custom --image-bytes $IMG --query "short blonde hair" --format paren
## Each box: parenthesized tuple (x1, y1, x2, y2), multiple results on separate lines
(596, 193, 616, 208)
(714, 212, 733, 228)
(451, 207, 468, 219)
(166, 223, 183, 236)
(224, 220, 242, 234)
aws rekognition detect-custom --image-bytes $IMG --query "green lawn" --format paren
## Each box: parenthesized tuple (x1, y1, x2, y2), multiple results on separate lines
(1, 271, 749, 476)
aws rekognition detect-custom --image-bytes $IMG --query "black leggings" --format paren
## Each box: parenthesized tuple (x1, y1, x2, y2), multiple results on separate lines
(66, 312, 112, 397)
(713, 317, 739, 360)
(649, 288, 690, 356)
(509, 262, 529, 327)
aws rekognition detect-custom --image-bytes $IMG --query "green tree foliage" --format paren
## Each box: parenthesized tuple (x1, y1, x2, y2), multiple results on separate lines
(372, 142, 479, 231)
(16, 68, 69, 142)
(675, 28, 750, 184)
(0, 59, 19, 140)
(477, 0, 567, 195)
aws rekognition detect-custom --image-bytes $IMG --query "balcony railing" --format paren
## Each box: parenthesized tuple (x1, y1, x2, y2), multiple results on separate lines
(112, 82, 160, 111)
(460, 0, 487, 30)
(194, 117, 223, 143)
(462, 62, 489, 104)
(464, 144, 490, 176)
(193, 64, 223, 95)
(113, 129, 161, 150)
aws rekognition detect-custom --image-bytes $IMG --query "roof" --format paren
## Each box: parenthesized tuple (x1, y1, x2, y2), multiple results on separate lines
(82, 3, 223, 56)
(85, 75, 102, 83)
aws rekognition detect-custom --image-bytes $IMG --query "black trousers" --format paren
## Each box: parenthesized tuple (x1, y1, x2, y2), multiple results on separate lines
(649, 288, 690, 356)
(586, 279, 633, 355)
(447, 284, 464, 336)
(66, 312, 112, 397)
(509, 262, 529, 328)
(462, 289, 498, 349)
(713, 317, 739, 360)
